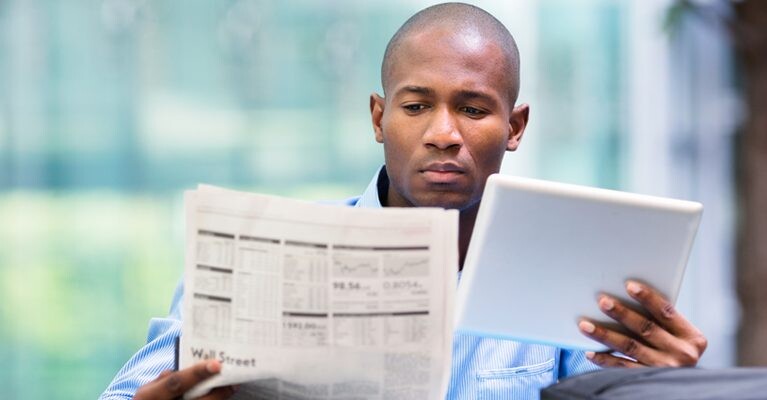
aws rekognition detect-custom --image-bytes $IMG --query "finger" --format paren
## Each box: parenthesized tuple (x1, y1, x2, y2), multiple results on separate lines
(625, 281, 701, 340)
(597, 294, 677, 349)
(135, 360, 222, 400)
(584, 351, 644, 368)
(198, 385, 238, 400)
(578, 319, 669, 365)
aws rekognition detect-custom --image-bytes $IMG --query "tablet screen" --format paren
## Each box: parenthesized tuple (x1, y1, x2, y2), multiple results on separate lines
(454, 174, 702, 351)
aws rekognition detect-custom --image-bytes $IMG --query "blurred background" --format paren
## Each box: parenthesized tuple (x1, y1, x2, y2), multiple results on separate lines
(1, 0, 763, 398)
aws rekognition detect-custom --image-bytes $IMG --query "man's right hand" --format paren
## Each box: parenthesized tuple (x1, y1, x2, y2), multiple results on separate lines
(134, 360, 237, 400)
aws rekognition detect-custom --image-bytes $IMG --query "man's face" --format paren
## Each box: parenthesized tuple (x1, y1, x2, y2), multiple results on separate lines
(371, 27, 528, 210)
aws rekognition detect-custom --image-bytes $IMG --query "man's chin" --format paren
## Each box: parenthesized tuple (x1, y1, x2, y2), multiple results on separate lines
(412, 194, 478, 211)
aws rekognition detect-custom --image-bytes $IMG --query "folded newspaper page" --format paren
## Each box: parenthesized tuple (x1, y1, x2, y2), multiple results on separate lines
(181, 185, 458, 399)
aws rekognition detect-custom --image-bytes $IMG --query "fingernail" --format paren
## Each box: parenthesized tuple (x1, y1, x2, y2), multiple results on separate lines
(206, 360, 221, 373)
(600, 296, 615, 311)
(627, 281, 642, 295)
(579, 320, 596, 334)
(585, 351, 595, 359)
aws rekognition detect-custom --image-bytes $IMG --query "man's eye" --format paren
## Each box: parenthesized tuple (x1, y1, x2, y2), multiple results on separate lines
(460, 106, 485, 116)
(403, 104, 428, 112)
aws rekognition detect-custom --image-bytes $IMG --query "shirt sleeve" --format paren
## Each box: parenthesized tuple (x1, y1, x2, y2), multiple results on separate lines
(99, 280, 185, 399)
(558, 348, 601, 379)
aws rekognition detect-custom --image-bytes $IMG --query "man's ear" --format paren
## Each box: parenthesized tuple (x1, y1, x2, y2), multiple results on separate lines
(370, 93, 385, 143)
(507, 103, 529, 151)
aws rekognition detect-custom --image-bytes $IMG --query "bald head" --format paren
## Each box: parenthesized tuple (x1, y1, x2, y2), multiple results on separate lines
(381, 2, 520, 104)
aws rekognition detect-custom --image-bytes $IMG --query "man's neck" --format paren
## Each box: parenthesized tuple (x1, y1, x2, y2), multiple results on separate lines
(458, 204, 479, 271)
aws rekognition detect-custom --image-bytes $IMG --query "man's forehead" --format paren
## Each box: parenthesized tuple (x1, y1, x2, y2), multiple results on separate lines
(386, 28, 512, 95)
(380, 7, 521, 103)
(400, 25, 501, 58)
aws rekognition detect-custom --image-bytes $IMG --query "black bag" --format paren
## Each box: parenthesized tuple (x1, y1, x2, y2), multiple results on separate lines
(541, 367, 767, 400)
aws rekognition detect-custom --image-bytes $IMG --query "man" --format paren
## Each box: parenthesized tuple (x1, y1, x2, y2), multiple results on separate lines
(102, 3, 707, 399)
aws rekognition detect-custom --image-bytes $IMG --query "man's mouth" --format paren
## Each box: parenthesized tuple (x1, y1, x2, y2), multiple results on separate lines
(420, 162, 465, 183)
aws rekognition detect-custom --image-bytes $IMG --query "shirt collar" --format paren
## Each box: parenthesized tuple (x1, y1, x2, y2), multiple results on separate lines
(355, 166, 388, 209)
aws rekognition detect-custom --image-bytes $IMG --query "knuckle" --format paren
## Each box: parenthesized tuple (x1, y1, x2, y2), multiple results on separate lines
(165, 374, 183, 395)
(639, 319, 656, 338)
(615, 358, 632, 368)
(661, 303, 676, 320)
(621, 338, 640, 357)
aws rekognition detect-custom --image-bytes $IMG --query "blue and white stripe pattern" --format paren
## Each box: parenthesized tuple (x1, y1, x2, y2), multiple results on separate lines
(100, 282, 184, 399)
(100, 167, 599, 399)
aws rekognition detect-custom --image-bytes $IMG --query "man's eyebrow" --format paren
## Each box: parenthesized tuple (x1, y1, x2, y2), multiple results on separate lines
(394, 85, 435, 97)
(455, 90, 499, 106)
(393, 86, 501, 107)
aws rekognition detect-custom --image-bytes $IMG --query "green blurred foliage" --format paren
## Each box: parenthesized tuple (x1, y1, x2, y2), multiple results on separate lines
(0, 193, 181, 397)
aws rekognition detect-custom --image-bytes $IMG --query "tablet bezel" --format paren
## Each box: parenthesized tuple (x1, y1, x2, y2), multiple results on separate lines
(454, 174, 703, 351)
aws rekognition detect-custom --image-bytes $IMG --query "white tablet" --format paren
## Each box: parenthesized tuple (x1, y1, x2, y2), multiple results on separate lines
(454, 174, 703, 351)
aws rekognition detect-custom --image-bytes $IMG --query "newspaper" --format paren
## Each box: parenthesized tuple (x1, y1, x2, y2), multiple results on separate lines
(181, 185, 458, 399)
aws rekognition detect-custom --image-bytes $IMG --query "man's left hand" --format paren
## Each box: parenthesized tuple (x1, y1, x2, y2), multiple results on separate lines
(578, 280, 708, 368)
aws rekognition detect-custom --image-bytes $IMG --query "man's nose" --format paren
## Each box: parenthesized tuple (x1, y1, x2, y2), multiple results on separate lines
(423, 108, 463, 150)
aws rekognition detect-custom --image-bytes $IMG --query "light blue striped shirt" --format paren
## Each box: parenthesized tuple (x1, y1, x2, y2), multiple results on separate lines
(100, 168, 598, 399)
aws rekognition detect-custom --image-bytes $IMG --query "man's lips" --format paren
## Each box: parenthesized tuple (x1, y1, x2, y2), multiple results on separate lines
(420, 162, 465, 183)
